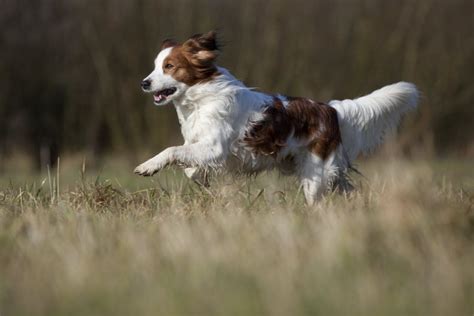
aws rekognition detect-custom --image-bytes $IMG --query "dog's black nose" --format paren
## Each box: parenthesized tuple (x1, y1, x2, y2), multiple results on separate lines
(141, 79, 151, 90)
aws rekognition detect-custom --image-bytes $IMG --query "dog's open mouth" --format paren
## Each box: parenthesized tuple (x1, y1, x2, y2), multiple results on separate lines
(154, 87, 177, 103)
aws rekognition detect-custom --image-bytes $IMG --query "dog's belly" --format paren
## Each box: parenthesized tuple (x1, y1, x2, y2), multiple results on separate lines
(226, 145, 297, 175)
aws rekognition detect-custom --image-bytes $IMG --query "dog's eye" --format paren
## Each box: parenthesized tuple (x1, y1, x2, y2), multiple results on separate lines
(164, 63, 174, 69)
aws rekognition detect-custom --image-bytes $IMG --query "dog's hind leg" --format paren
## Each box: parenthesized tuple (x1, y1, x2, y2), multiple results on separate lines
(299, 151, 342, 205)
(329, 146, 354, 194)
(299, 154, 327, 205)
(184, 167, 210, 187)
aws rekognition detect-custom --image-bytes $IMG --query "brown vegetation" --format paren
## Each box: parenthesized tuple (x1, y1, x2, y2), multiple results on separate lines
(0, 159, 473, 315)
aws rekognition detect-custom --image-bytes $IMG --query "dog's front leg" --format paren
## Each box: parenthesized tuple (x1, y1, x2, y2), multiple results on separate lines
(134, 147, 175, 176)
(134, 142, 224, 177)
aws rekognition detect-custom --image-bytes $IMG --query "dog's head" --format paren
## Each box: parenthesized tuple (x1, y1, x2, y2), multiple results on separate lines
(141, 31, 220, 106)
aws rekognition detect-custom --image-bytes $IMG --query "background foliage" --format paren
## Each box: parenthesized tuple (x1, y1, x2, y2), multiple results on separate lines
(1, 0, 473, 170)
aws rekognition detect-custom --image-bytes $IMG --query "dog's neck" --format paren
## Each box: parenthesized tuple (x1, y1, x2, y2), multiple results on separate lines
(172, 67, 240, 123)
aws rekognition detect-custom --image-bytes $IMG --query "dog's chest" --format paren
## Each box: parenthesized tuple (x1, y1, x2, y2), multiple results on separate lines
(179, 116, 209, 142)
(175, 100, 238, 143)
(175, 105, 211, 142)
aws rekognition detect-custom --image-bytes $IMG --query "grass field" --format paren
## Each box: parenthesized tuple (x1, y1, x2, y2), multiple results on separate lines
(0, 157, 473, 316)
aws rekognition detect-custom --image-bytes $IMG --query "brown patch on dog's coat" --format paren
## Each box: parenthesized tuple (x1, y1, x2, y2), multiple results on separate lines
(244, 97, 342, 160)
(161, 31, 220, 86)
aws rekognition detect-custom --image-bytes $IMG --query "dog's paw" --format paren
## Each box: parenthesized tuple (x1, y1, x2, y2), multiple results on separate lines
(134, 161, 160, 176)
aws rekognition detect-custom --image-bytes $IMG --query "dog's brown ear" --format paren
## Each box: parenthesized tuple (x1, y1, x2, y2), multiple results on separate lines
(161, 39, 178, 50)
(188, 31, 219, 51)
(182, 31, 220, 62)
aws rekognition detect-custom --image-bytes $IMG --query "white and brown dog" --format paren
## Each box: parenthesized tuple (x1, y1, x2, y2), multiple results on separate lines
(134, 31, 419, 204)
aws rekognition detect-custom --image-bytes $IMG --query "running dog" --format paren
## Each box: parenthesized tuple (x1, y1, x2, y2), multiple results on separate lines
(134, 31, 419, 204)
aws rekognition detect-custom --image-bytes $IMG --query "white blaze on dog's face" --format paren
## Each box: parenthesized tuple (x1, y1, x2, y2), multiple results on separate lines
(141, 31, 220, 106)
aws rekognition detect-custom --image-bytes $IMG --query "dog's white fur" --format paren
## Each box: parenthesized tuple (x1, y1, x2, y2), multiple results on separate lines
(135, 46, 419, 204)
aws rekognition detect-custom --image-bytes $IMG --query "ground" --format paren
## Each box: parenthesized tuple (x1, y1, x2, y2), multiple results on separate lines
(0, 157, 473, 316)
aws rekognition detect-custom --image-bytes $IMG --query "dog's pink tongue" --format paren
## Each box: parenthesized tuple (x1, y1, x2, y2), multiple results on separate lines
(154, 94, 165, 102)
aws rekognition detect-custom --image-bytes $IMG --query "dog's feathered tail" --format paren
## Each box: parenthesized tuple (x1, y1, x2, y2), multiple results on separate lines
(330, 82, 419, 162)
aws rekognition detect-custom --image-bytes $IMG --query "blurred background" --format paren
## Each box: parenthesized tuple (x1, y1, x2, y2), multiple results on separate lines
(0, 0, 473, 172)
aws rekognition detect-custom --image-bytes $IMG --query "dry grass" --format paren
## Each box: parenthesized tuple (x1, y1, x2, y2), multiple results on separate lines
(0, 158, 473, 316)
